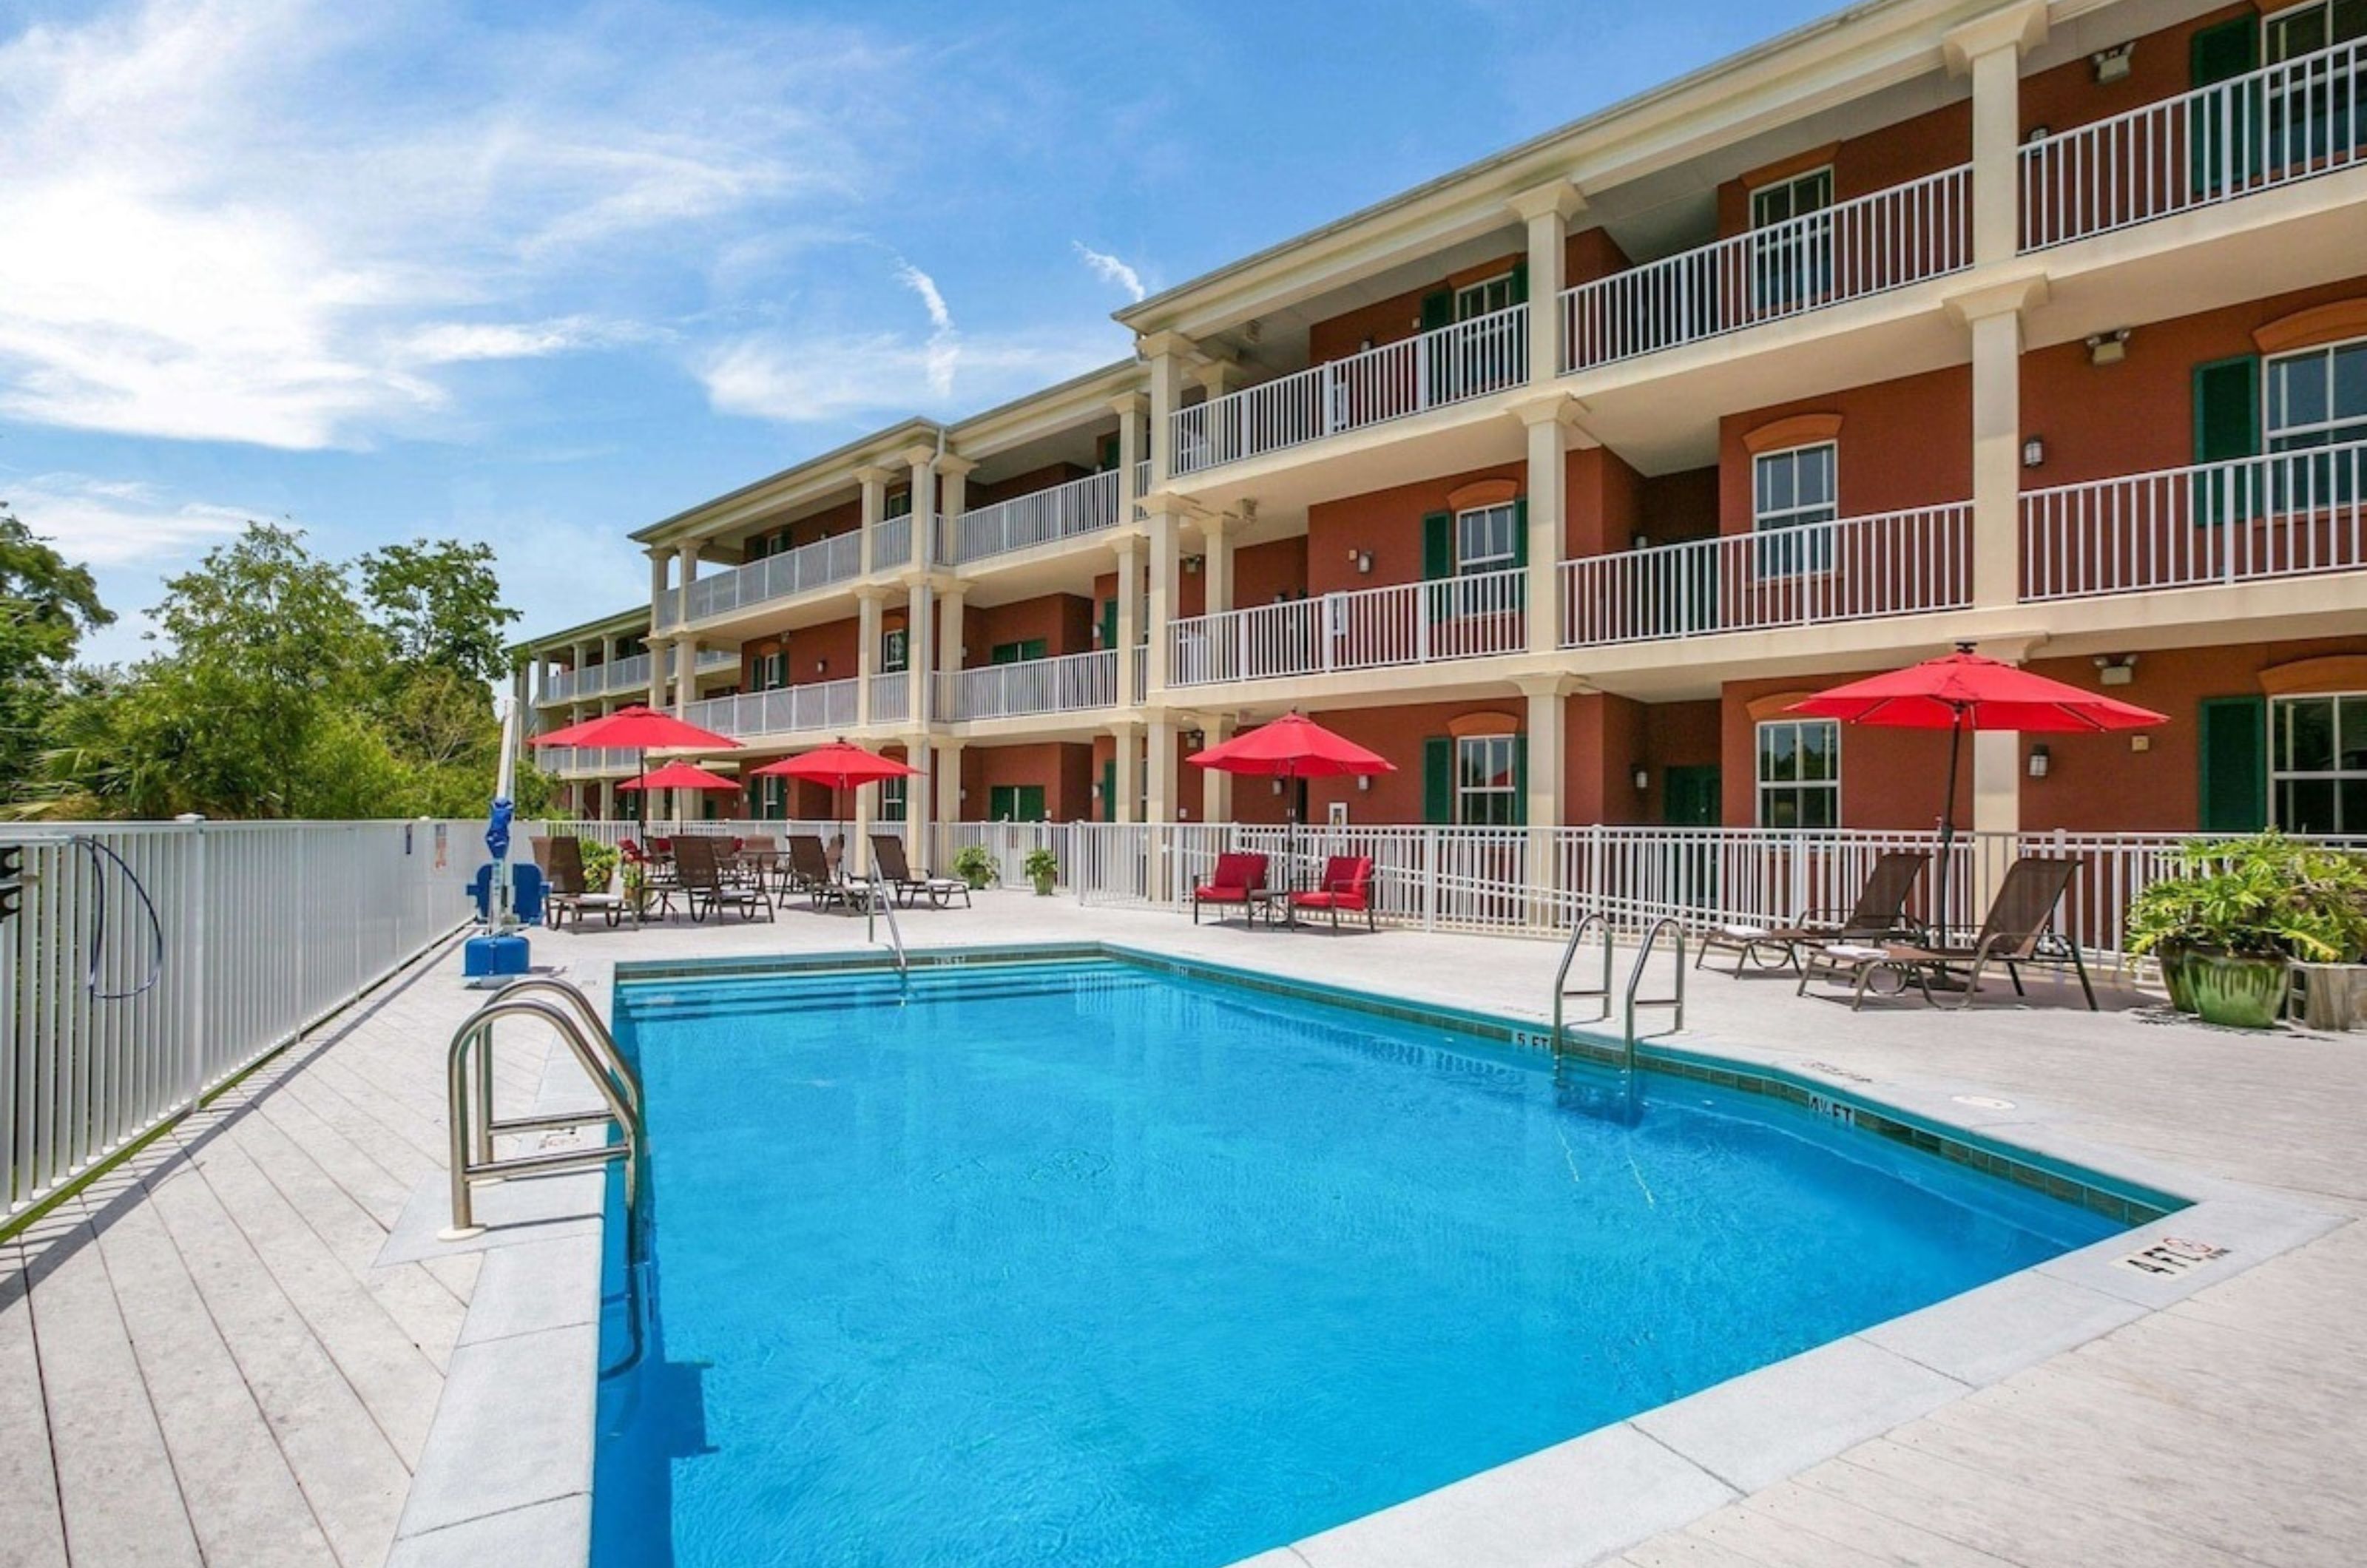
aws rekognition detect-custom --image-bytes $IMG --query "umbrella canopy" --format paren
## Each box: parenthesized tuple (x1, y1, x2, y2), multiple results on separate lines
(527, 703, 738, 751)
(1187, 712, 1397, 778)
(749, 740, 918, 788)
(1790, 646, 2166, 931)
(617, 761, 743, 794)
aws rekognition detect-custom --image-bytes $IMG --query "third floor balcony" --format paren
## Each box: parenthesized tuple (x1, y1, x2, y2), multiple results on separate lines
(1166, 570, 1527, 687)
(939, 649, 1119, 720)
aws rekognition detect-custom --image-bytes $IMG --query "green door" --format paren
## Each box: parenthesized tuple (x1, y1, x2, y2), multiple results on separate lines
(989, 638, 1048, 666)
(988, 784, 1047, 822)
(1101, 760, 1117, 822)
(1664, 766, 1721, 826)
(2199, 695, 2268, 833)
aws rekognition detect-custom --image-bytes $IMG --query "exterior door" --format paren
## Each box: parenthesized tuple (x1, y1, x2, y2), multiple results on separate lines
(1663, 766, 1721, 825)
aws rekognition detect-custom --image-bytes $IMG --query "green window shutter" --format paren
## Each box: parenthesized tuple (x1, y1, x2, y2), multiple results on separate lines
(1022, 638, 1048, 662)
(1419, 289, 1453, 332)
(2198, 695, 2269, 833)
(1509, 258, 1530, 306)
(2189, 16, 2258, 86)
(1510, 496, 1530, 569)
(1422, 736, 1455, 825)
(2192, 355, 2262, 524)
(1020, 785, 1047, 821)
(1511, 736, 1530, 827)
(1100, 598, 1118, 649)
(2189, 20, 2261, 193)
(989, 785, 1016, 820)
(1422, 511, 1455, 579)
(990, 641, 1021, 666)
(1101, 760, 1116, 822)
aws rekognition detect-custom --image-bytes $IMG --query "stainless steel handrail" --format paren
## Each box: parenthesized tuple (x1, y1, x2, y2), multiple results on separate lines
(1624, 917, 1687, 1067)
(492, 976, 642, 1120)
(1550, 910, 1613, 1054)
(865, 882, 909, 978)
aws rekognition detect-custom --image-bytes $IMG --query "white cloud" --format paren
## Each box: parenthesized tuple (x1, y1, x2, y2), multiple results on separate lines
(4, 470, 263, 663)
(699, 330, 1113, 426)
(894, 259, 960, 398)
(1073, 243, 1147, 303)
(399, 317, 662, 365)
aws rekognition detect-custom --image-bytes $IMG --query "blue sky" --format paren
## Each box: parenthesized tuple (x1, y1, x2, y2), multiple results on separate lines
(0, 0, 1830, 663)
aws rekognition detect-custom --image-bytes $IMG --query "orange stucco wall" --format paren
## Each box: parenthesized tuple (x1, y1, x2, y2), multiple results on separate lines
(1720, 365, 1973, 533)
(1235, 536, 1308, 606)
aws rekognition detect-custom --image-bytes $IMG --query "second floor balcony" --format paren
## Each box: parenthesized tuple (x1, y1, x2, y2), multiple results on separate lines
(543, 649, 652, 704)
(1167, 569, 1527, 687)
(538, 746, 639, 778)
(940, 649, 1119, 720)
(1170, 303, 1529, 477)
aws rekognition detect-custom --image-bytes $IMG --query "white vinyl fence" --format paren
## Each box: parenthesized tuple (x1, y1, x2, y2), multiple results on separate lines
(2, 820, 477, 1221)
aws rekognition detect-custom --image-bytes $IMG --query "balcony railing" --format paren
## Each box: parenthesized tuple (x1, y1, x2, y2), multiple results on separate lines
(868, 672, 910, 726)
(683, 677, 858, 740)
(950, 470, 1123, 564)
(2021, 39, 2364, 250)
(1559, 166, 1972, 374)
(1169, 304, 1529, 476)
(2021, 439, 2367, 601)
(1167, 569, 1527, 686)
(542, 649, 655, 704)
(538, 746, 641, 777)
(874, 513, 914, 572)
(942, 649, 1118, 720)
(658, 530, 866, 629)
(695, 646, 736, 673)
(1131, 642, 1147, 705)
(1134, 459, 1150, 516)
(1558, 504, 1973, 647)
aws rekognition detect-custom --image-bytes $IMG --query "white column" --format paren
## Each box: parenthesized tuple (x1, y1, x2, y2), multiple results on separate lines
(855, 464, 892, 576)
(1112, 392, 1147, 511)
(1945, 0, 2048, 267)
(1516, 392, 1581, 655)
(907, 730, 938, 864)
(1507, 179, 1583, 385)
(1141, 497, 1184, 696)
(1146, 717, 1177, 825)
(1201, 512, 1235, 620)
(674, 541, 700, 629)
(643, 636, 668, 708)
(936, 587, 965, 722)
(1950, 275, 2047, 610)
(1112, 722, 1141, 825)
(938, 455, 974, 537)
(904, 443, 939, 568)
(672, 636, 696, 718)
(1115, 533, 1144, 708)
(905, 581, 933, 726)
(855, 588, 884, 726)
(1199, 714, 1234, 825)
(1519, 676, 1569, 924)
(934, 739, 963, 831)
(648, 548, 670, 626)
(1139, 332, 1197, 486)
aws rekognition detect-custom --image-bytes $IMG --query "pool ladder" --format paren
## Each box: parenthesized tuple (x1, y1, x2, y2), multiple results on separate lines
(442, 976, 651, 1373)
(1550, 911, 1686, 1069)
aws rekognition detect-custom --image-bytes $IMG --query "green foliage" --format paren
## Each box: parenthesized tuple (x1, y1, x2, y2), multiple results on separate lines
(2127, 832, 2367, 964)
(579, 839, 621, 892)
(0, 510, 115, 794)
(950, 844, 998, 888)
(1022, 848, 1059, 880)
(357, 538, 518, 686)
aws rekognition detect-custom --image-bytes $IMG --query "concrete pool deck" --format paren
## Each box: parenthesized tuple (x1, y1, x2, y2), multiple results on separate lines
(5, 891, 2363, 1565)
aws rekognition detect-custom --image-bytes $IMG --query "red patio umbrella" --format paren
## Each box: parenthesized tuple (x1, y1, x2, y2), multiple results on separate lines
(615, 761, 743, 795)
(530, 704, 740, 831)
(1790, 644, 2166, 928)
(749, 741, 919, 872)
(1189, 712, 1397, 886)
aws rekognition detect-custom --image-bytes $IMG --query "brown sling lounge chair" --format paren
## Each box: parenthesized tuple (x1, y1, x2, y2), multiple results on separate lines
(533, 836, 627, 930)
(784, 835, 849, 910)
(672, 834, 774, 924)
(1797, 855, 2094, 1011)
(867, 834, 973, 908)
(1695, 851, 1927, 975)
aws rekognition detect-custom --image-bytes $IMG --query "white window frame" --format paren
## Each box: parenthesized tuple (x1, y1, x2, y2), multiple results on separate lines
(879, 775, 908, 823)
(1454, 733, 1520, 827)
(1755, 718, 1841, 829)
(1752, 442, 1839, 575)
(2269, 691, 2367, 833)
(2263, 0, 2366, 63)
(1452, 271, 1516, 322)
(2264, 334, 2367, 451)
(1749, 166, 1834, 229)
(1454, 501, 1519, 575)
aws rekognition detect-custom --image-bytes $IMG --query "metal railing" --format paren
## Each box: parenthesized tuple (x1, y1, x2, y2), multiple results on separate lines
(868, 672, 911, 726)
(941, 649, 1118, 720)
(2021, 38, 2365, 250)
(695, 646, 737, 673)
(1559, 504, 1973, 646)
(1560, 165, 1972, 374)
(538, 746, 641, 777)
(1167, 568, 1527, 686)
(1170, 303, 1530, 476)
(683, 677, 859, 740)
(1, 820, 476, 1223)
(950, 470, 1123, 564)
(2021, 440, 2367, 601)
(873, 513, 914, 572)
(658, 530, 864, 629)
(1134, 458, 1152, 516)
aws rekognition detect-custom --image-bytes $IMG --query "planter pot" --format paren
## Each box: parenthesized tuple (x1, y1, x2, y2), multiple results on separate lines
(1030, 873, 1056, 897)
(2187, 953, 2290, 1029)
(2290, 962, 2367, 1032)
(2158, 944, 2201, 1014)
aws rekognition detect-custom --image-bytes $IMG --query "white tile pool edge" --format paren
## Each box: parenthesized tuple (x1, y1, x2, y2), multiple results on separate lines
(383, 949, 2345, 1568)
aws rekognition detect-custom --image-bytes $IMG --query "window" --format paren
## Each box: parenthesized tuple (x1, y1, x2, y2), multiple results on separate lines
(989, 638, 1048, 666)
(2270, 692, 2367, 833)
(2266, 337, 2367, 450)
(1749, 167, 1833, 309)
(1453, 272, 1516, 322)
(879, 776, 908, 823)
(1753, 444, 1837, 574)
(1455, 734, 1522, 826)
(884, 491, 913, 519)
(2265, 0, 2366, 64)
(881, 629, 908, 672)
(1756, 719, 1840, 828)
(1455, 503, 1519, 574)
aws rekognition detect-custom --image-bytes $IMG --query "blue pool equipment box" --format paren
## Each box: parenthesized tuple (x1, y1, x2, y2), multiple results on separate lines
(464, 930, 532, 978)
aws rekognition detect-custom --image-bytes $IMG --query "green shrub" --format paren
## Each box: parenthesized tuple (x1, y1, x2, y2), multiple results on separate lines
(2127, 832, 2367, 964)
(951, 845, 998, 889)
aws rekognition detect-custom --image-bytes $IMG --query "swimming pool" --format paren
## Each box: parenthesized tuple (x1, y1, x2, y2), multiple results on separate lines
(593, 954, 2131, 1567)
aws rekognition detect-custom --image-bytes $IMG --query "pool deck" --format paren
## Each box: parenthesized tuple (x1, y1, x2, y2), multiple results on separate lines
(4, 891, 2363, 1567)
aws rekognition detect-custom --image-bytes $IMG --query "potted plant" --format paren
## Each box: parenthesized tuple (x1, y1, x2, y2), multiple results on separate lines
(1023, 848, 1058, 897)
(2127, 834, 2367, 1028)
(951, 844, 998, 891)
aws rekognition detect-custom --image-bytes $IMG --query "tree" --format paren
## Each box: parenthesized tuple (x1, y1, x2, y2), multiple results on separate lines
(0, 511, 114, 794)
(357, 538, 518, 686)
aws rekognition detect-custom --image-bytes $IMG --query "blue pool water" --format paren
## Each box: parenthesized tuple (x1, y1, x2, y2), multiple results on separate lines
(595, 959, 2122, 1568)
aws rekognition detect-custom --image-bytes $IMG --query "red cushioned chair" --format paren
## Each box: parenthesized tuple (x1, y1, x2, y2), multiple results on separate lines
(1191, 851, 1269, 925)
(1289, 856, 1376, 931)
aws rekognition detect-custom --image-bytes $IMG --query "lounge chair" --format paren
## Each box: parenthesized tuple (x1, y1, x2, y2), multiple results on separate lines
(671, 834, 774, 924)
(784, 835, 849, 910)
(1695, 851, 1927, 976)
(1192, 851, 1269, 925)
(1797, 855, 2095, 1010)
(868, 834, 973, 909)
(1289, 855, 1377, 931)
(532, 836, 627, 930)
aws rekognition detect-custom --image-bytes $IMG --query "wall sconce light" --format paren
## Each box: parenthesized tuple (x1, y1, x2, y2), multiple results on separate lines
(2085, 328, 2130, 366)
(1184, 554, 1204, 575)
(2027, 744, 2051, 780)
(1633, 766, 1650, 792)
(2093, 652, 2138, 686)
(958, 788, 968, 802)
(2023, 124, 2051, 143)
(1357, 774, 1371, 792)
(2090, 43, 2134, 83)
(2021, 436, 2046, 468)
(815, 658, 829, 674)
(1090, 781, 1102, 799)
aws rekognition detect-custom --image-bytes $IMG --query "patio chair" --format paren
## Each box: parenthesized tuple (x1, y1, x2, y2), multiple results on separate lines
(869, 833, 973, 909)
(737, 833, 780, 893)
(1191, 851, 1269, 926)
(1797, 856, 2095, 1011)
(1695, 851, 1927, 976)
(1289, 855, 1377, 931)
(784, 835, 849, 910)
(671, 834, 774, 925)
(533, 835, 627, 930)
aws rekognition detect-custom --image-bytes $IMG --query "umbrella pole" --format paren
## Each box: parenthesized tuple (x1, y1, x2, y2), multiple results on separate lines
(1935, 709, 1963, 940)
